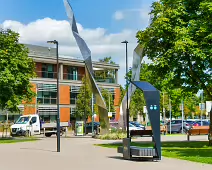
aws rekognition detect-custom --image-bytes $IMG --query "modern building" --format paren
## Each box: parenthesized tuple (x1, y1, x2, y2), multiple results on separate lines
(0, 44, 121, 123)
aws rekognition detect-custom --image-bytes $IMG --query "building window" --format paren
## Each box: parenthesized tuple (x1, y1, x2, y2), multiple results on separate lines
(38, 106, 57, 123)
(42, 64, 55, 78)
(37, 84, 57, 104)
(70, 107, 76, 121)
(67, 66, 78, 80)
(70, 86, 80, 104)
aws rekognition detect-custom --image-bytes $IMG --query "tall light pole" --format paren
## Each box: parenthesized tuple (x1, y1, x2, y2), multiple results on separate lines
(169, 96, 172, 134)
(181, 99, 184, 134)
(163, 92, 166, 124)
(121, 40, 129, 138)
(201, 90, 204, 126)
(47, 40, 60, 152)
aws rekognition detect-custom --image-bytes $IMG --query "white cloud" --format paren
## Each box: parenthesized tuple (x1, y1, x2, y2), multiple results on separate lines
(1, 18, 149, 86)
(113, 11, 124, 20)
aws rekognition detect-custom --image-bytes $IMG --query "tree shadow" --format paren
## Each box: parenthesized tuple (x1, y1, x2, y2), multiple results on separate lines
(107, 156, 159, 162)
(20, 147, 57, 153)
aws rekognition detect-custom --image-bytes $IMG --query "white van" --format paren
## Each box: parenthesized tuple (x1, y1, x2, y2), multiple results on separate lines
(10, 114, 68, 137)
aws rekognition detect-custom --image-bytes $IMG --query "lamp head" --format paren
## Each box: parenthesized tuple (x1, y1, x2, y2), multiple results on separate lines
(121, 40, 128, 44)
(47, 40, 58, 44)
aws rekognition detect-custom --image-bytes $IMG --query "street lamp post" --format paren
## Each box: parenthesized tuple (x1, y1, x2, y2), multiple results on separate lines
(121, 40, 129, 138)
(47, 40, 60, 152)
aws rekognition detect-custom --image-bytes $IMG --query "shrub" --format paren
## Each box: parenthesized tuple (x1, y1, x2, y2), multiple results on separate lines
(96, 130, 127, 140)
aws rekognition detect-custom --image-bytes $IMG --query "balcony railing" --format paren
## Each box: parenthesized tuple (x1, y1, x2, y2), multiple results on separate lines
(37, 98, 57, 105)
(35, 71, 116, 83)
(94, 76, 116, 84)
(63, 73, 83, 81)
(36, 71, 58, 79)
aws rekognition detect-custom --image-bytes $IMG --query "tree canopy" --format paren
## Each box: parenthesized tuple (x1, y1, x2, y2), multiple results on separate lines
(0, 29, 36, 112)
(101, 88, 115, 112)
(75, 76, 92, 119)
(136, 0, 212, 145)
(136, 0, 212, 99)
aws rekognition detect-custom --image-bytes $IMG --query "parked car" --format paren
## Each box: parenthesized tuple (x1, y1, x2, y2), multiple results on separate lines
(129, 121, 145, 130)
(193, 121, 210, 126)
(166, 120, 192, 133)
(184, 120, 196, 126)
(129, 123, 144, 131)
(85, 122, 100, 135)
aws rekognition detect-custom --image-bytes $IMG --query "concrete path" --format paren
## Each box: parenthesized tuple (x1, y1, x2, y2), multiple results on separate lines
(0, 136, 211, 170)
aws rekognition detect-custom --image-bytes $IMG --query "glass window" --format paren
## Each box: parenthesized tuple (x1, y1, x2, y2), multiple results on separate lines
(37, 84, 57, 105)
(31, 117, 37, 124)
(67, 66, 78, 80)
(41, 64, 55, 78)
(16, 116, 30, 124)
(70, 93, 77, 104)
(70, 86, 80, 104)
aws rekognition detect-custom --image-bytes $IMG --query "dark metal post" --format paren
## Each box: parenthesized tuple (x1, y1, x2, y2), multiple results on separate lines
(56, 41, 60, 152)
(47, 40, 60, 152)
(84, 67, 87, 135)
(122, 40, 129, 138)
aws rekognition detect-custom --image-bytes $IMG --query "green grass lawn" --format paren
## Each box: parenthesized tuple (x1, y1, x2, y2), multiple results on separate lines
(96, 141, 212, 164)
(0, 137, 38, 144)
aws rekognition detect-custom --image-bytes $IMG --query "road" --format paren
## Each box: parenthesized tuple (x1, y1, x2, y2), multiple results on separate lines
(0, 135, 211, 170)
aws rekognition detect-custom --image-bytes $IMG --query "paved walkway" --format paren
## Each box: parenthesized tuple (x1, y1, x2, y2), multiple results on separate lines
(0, 136, 211, 170)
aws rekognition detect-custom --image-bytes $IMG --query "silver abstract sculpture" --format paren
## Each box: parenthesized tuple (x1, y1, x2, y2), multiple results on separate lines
(63, 0, 109, 134)
(119, 44, 144, 129)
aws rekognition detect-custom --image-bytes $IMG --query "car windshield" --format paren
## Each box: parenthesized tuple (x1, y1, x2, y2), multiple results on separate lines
(16, 116, 30, 124)
(129, 123, 135, 127)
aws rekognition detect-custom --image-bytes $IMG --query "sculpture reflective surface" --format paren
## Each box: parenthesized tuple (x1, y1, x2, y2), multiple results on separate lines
(119, 44, 144, 129)
(63, 0, 109, 133)
(130, 81, 161, 159)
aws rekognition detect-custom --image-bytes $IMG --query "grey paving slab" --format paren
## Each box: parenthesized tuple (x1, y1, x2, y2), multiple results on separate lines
(0, 136, 211, 170)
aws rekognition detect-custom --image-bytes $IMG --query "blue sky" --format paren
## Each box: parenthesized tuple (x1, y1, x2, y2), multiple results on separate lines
(0, 0, 152, 32)
(0, 0, 154, 85)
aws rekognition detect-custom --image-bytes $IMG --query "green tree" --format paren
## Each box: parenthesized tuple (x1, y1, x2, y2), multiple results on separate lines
(95, 57, 116, 83)
(75, 76, 92, 119)
(136, 0, 212, 144)
(101, 88, 115, 112)
(99, 56, 115, 64)
(0, 29, 36, 113)
(129, 89, 145, 120)
(119, 85, 125, 105)
(136, 0, 212, 99)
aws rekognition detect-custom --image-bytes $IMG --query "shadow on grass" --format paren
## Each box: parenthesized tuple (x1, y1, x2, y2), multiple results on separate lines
(98, 141, 211, 149)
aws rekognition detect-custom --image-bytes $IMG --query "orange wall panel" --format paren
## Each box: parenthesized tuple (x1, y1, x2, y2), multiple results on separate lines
(115, 107, 120, 121)
(22, 83, 36, 105)
(114, 88, 120, 106)
(24, 105, 36, 115)
(60, 108, 70, 122)
(60, 85, 70, 105)
(87, 115, 99, 123)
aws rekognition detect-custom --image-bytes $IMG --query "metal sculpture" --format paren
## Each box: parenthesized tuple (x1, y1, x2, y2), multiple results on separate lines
(63, 0, 109, 134)
(119, 44, 144, 129)
(130, 81, 161, 159)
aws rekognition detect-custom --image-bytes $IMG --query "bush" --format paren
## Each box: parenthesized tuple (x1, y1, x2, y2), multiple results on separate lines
(96, 130, 127, 140)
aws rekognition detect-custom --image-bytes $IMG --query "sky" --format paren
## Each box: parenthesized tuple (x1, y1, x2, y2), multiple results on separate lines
(0, 0, 154, 86)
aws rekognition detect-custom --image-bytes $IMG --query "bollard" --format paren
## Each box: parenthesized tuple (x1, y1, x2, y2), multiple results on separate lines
(43, 128, 45, 137)
(65, 127, 68, 137)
